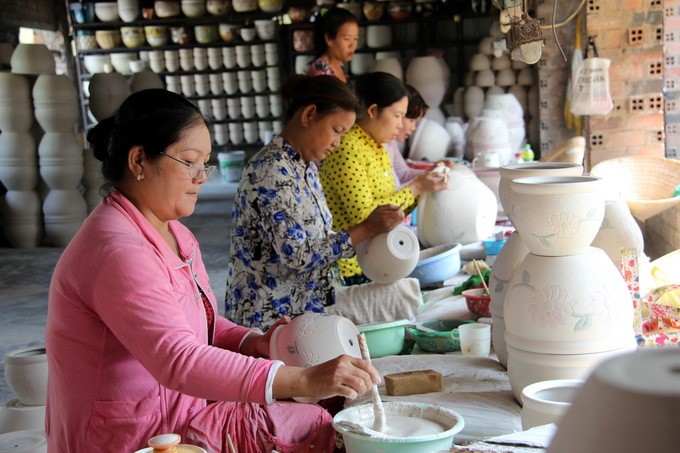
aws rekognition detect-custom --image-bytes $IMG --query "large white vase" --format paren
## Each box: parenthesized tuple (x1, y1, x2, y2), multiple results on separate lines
(38, 132, 84, 190)
(503, 247, 635, 355)
(0, 190, 42, 248)
(509, 176, 605, 256)
(498, 162, 583, 224)
(489, 231, 529, 368)
(0, 132, 38, 191)
(43, 189, 88, 247)
(484, 93, 526, 154)
(467, 115, 512, 166)
(88, 72, 131, 121)
(405, 56, 449, 109)
(417, 165, 497, 247)
(591, 198, 644, 267)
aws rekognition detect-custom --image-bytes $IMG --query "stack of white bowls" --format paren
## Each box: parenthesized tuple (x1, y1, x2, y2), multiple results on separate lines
(1, 346, 48, 435)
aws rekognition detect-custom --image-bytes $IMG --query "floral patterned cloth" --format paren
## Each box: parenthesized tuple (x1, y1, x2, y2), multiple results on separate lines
(225, 136, 354, 329)
(306, 56, 347, 80)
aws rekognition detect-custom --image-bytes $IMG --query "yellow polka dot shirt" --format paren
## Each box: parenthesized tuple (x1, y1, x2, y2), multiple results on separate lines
(320, 124, 417, 278)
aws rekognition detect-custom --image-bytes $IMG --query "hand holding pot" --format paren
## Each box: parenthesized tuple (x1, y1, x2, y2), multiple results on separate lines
(349, 204, 404, 245)
(409, 166, 450, 197)
(240, 316, 291, 358)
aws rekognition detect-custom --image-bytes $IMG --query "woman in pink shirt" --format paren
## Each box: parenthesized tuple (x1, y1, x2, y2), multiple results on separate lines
(45, 89, 380, 453)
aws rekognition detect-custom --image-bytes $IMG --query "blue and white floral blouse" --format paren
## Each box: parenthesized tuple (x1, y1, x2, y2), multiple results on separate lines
(224, 136, 355, 330)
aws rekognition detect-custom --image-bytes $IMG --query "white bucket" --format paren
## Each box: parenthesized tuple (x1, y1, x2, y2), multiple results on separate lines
(217, 150, 245, 183)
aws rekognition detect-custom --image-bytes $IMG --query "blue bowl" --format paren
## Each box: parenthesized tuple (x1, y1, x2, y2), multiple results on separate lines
(482, 238, 507, 256)
(409, 243, 462, 288)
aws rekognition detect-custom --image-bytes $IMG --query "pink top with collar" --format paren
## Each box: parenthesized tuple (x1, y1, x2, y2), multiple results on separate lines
(45, 192, 276, 452)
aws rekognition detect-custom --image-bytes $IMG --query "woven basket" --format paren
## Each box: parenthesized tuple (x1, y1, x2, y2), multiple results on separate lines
(590, 156, 680, 221)
(539, 136, 585, 165)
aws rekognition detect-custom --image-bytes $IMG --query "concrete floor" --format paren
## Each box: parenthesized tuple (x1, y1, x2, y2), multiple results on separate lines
(0, 178, 238, 404)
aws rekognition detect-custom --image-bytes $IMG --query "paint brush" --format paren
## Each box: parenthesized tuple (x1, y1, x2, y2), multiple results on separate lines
(358, 332, 387, 433)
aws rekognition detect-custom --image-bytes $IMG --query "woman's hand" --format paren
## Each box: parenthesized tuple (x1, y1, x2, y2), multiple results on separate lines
(240, 316, 291, 358)
(408, 168, 449, 197)
(348, 204, 404, 246)
(272, 355, 381, 401)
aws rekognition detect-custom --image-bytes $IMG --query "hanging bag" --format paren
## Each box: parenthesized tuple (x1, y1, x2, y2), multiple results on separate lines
(569, 38, 614, 116)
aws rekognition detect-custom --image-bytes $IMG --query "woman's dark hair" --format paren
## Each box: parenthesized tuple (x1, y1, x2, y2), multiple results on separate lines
(405, 84, 428, 119)
(313, 7, 358, 58)
(280, 74, 363, 121)
(354, 72, 409, 113)
(87, 89, 207, 192)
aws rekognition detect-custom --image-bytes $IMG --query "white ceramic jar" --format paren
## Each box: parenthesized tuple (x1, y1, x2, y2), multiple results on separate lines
(3, 346, 48, 406)
(356, 224, 420, 284)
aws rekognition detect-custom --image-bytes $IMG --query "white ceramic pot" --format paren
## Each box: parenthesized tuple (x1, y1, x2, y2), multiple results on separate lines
(3, 346, 48, 406)
(0, 399, 46, 434)
(130, 70, 164, 93)
(417, 165, 497, 247)
(407, 118, 451, 162)
(88, 72, 131, 122)
(591, 198, 644, 268)
(506, 343, 634, 401)
(520, 379, 583, 430)
(0, 99, 33, 132)
(270, 313, 361, 368)
(43, 189, 88, 247)
(509, 176, 605, 256)
(484, 93, 525, 153)
(507, 85, 527, 112)
(463, 86, 485, 121)
(504, 247, 635, 355)
(38, 132, 84, 190)
(548, 349, 680, 453)
(0, 132, 38, 191)
(0, 190, 42, 248)
(10, 43, 56, 75)
(233, 0, 257, 12)
(498, 162, 583, 220)
(489, 231, 529, 368)
(366, 24, 392, 48)
(467, 115, 512, 166)
(356, 224, 420, 284)
(370, 57, 403, 81)
(405, 56, 448, 108)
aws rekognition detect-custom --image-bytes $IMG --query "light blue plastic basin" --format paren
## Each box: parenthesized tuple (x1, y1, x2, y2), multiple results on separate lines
(409, 243, 462, 288)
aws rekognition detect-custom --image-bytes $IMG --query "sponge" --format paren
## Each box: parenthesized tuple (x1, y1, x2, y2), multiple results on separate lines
(384, 369, 443, 396)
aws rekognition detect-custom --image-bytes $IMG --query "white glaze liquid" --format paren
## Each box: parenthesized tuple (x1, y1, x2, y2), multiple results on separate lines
(367, 415, 448, 438)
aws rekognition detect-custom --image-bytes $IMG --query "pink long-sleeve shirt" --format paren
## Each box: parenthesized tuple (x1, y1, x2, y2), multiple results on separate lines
(45, 191, 277, 452)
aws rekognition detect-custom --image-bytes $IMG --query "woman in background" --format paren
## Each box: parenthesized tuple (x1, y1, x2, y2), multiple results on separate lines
(225, 75, 403, 330)
(307, 7, 359, 82)
(320, 72, 449, 284)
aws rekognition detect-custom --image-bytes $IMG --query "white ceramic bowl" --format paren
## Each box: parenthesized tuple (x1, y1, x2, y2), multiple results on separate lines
(254, 19, 277, 40)
(154, 0, 181, 17)
(356, 224, 420, 285)
(94, 2, 119, 22)
(182, 0, 207, 17)
(521, 379, 582, 430)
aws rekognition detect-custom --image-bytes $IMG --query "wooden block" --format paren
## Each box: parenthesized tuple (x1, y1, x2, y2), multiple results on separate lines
(384, 369, 443, 396)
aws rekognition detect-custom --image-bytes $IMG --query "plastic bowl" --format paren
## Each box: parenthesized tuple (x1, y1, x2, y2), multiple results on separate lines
(408, 319, 476, 353)
(409, 243, 462, 288)
(357, 319, 409, 358)
(334, 401, 465, 452)
(462, 288, 491, 317)
(482, 238, 507, 256)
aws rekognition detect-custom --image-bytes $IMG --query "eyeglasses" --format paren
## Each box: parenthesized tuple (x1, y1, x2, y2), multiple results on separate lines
(160, 152, 217, 179)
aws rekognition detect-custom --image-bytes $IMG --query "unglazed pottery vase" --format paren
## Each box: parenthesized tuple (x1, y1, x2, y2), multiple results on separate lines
(407, 118, 451, 162)
(498, 162, 583, 225)
(0, 190, 42, 248)
(591, 198, 644, 268)
(38, 132, 84, 190)
(509, 176, 605, 256)
(489, 231, 529, 368)
(467, 115, 512, 166)
(3, 346, 48, 406)
(548, 349, 680, 453)
(417, 165, 497, 247)
(0, 132, 38, 191)
(506, 343, 634, 401)
(356, 224, 420, 284)
(405, 56, 449, 108)
(43, 189, 88, 247)
(483, 93, 525, 155)
(88, 72, 131, 122)
(503, 247, 635, 355)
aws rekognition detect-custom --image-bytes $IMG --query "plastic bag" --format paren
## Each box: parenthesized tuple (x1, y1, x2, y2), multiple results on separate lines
(569, 39, 614, 116)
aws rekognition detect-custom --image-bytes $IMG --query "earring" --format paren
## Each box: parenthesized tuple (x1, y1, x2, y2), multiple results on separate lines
(136, 174, 144, 181)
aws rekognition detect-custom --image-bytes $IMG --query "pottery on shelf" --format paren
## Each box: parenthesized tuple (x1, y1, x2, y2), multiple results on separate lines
(370, 57, 403, 81)
(356, 224, 420, 284)
(417, 165, 497, 247)
(509, 176, 605, 256)
(3, 346, 48, 406)
(88, 72, 132, 122)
